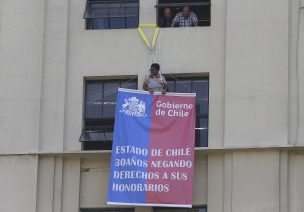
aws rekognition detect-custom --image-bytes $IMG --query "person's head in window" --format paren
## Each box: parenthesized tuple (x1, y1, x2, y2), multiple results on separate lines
(158, 7, 173, 28)
(171, 6, 198, 27)
(182, 6, 191, 18)
(164, 7, 172, 20)
(150, 63, 160, 76)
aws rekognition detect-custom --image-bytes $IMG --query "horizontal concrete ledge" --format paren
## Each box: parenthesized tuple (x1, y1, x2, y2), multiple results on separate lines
(0, 145, 304, 157)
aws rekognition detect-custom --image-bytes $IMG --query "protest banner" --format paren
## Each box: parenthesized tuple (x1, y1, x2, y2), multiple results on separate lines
(108, 88, 196, 207)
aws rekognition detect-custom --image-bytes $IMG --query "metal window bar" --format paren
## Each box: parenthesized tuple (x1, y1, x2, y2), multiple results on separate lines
(155, 2, 210, 7)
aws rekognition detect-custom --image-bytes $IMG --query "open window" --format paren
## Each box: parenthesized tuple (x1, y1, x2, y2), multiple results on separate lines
(80, 78, 138, 150)
(84, 0, 139, 30)
(156, 0, 211, 27)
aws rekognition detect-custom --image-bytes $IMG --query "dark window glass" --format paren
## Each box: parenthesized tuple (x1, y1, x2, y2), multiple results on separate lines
(154, 207, 207, 212)
(81, 208, 134, 212)
(80, 78, 138, 150)
(165, 76, 209, 147)
(156, 0, 211, 27)
(84, 0, 139, 30)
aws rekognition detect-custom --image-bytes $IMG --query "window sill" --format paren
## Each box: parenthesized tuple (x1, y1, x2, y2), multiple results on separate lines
(3, 145, 304, 157)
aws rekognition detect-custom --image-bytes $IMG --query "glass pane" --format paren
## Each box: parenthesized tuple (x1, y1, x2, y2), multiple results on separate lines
(104, 82, 120, 99)
(91, 7, 107, 17)
(196, 99, 208, 115)
(121, 81, 137, 90)
(80, 132, 105, 142)
(198, 208, 207, 212)
(192, 79, 208, 99)
(86, 83, 103, 102)
(166, 81, 175, 92)
(85, 2, 107, 18)
(125, 7, 138, 28)
(86, 83, 103, 118)
(108, 3, 125, 15)
(92, 18, 109, 29)
(109, 4, 126, 28)
(126, 17, 138, 28)
(103, 100, 116, 118)
(110, 17, 126, 29)
(104, 132, 114, 141)
(195, 117, 208, 147)
(175, 80, 191, 93)
(86, 102, 103, 118)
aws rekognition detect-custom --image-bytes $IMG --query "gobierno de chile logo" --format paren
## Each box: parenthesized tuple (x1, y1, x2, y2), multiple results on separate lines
(119, 97, 147, 117)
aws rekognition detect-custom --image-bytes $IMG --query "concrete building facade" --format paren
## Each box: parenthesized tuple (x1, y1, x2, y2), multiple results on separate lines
(0, 0, 304, 211)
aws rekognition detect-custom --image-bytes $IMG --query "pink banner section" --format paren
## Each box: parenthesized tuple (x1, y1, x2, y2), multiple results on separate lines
(146, 94, 196, 207)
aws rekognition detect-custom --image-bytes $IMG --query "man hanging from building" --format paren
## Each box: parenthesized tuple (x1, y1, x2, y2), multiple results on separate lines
(143, 63, 167, 95)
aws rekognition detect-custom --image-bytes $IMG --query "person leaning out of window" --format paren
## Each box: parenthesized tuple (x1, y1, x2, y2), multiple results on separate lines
(143, 63, 167, 95)
(158, 7, 173, 28)
(171, 6, 198, 27)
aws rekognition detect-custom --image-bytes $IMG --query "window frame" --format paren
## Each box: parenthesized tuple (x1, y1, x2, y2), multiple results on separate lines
(156, 0, 211, 27)
(80, 208, 135, 212)
(153, 206, 207, 212)
(164, 75, 209, 147)
(84, 0, 140, 30)
(80, 77, 138, 150)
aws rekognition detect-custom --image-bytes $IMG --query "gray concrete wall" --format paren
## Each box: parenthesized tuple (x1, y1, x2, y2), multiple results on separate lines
(224, 0, 289, 147)
(298, 6, 304, 145)
(0, 156, 38, 211)
(34, 151, 304, 212)
(0, 0, 44, 153)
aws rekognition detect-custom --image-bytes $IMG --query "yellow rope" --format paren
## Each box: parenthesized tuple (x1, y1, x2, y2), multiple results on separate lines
(137, 24, 160, 50)
(138, 24, 158, 28)
(137, 27, 151, 49)
(152, 28, 160, 47)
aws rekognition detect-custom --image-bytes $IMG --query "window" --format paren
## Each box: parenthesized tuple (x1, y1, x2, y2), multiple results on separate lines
(165, 76, 209, 147)
(156, 0, 211, 27)
(154, 207, 207, 212)
(80, 78, 137, 150)
(81, 208, 134, 212)
(84, 0, 139, 30)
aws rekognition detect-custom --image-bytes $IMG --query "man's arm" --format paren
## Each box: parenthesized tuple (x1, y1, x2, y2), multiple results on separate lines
(192, 12, 199, 26)
(143, 82, 148, 91)
(161, 83, 167, 94)
(143, 81, 154, 94)
(171, 21, 177, 27)
(171, 14, 179, 27)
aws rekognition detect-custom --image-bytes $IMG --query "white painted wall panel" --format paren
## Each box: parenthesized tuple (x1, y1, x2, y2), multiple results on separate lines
(297, 9, 304, 145)
(0, 0, 44, 153)
(225, 0, 289, 146)
(232, 151, 280, 212)
(289, 153, 304, 212)
(0, 156, 38, 212)
(37, 157, 55, 212)
(39, 0, 69, 151)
